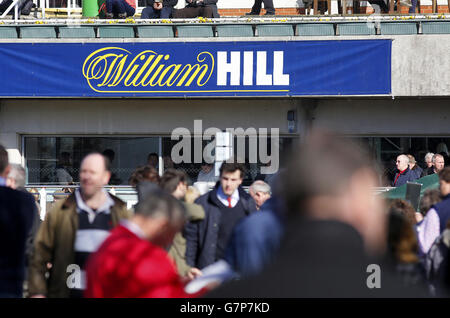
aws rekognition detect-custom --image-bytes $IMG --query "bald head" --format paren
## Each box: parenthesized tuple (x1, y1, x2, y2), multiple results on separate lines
(396, 154, 409, 171)
(80, 153, 111, 199)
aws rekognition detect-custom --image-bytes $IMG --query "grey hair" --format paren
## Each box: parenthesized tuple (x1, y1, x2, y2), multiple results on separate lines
(432, 154, 444, 163)
(250, 180, 271, 195)
(425, 152, 434, 162)
(397, 154, 409, 164)
(135, 189, 187, 226)
(8, 164, 26, 188)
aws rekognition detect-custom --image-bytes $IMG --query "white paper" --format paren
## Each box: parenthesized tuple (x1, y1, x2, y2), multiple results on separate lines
(184, 260, 236, 294)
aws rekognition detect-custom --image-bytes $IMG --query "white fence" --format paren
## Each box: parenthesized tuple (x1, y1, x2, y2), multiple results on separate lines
(25, 184, 395, 221)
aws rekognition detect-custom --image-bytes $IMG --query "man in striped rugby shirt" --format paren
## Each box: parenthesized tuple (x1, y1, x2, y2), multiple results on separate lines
(28, 153, 130, 298)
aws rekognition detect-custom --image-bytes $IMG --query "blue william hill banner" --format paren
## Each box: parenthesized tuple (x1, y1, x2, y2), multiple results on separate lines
(0, 40, 391, 97)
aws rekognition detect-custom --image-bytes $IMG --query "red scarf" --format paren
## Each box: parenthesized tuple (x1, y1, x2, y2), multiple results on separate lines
(393, 168, 407, 186)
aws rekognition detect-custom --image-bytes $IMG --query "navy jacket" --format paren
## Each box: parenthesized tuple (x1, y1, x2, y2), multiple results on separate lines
(411, 166, 423, 179)
(185, 183, 257, 269)
(392, 167, 417, 187)
(0, 186, 36, 296)
(421, 167, 435, 178)
(225, 198, 284, 277)
(432, 194, 450, 234)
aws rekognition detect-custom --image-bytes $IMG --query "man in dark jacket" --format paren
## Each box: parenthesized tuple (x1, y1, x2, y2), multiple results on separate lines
(141, 0, 177, 19)
(0, 145, 35, 298)
(185, 162, 256, 270)
(28, 153, 130, 298)
(172, 0, 219, 18)
(392, 154, 418, 187)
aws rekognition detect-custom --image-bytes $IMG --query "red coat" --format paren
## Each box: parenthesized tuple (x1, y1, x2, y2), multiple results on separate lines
(85, 225, 198, 298)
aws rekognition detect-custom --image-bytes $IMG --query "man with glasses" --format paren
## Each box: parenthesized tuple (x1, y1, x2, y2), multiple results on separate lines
(392, 154, 418, 187)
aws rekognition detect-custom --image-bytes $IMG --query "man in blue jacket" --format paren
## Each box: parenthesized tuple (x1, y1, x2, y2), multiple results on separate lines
(392, 154, 418, 187)
(185, 162, 257, 270)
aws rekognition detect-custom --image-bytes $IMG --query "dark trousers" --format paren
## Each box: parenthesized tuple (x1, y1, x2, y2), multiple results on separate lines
(368, 0, 389, 12)
(141, 6, 172, 18)
(250, 0, 275, 14)
(409, 0, 418, 13)
(173, 6, 213, 18)
(106, 0, 135, 16)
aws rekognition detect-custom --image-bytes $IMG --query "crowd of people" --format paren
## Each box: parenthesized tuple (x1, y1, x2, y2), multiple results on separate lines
(100, 0, 417, 21)
(2, 131, 450, 298)
(391, 152, 445, 187)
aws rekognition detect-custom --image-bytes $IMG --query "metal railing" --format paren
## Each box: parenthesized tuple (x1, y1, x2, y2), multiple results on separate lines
(24, 184, 396, 221)
(25, 185, 138, 220)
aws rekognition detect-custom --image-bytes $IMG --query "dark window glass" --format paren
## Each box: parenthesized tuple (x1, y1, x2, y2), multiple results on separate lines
(25, 137, 159, 185)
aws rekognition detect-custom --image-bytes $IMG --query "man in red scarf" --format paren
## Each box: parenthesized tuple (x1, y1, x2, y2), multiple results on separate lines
(392, 154, 418, 187)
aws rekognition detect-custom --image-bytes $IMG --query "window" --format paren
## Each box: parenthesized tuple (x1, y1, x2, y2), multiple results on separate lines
(25, 136, 159, 185)
(350, 136, 450, 186)
(24, 135, 298, 186)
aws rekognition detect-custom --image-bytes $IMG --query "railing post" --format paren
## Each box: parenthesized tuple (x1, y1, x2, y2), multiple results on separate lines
(41, 0, 46, 19)
(14, 2, 18, 23)
(39, 187, 47, 221)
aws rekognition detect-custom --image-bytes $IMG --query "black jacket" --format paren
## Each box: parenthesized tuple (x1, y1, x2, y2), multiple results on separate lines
(207, 218, 429, 297)
(185, 182, 256, 269)
(421, 167, 436, 178)
(0, 186, 36, 296)
(146, 0, 177, 8)
(183, 0, 219, 18)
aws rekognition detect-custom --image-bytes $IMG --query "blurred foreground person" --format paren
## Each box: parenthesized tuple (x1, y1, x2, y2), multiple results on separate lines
(85, 188, 201, 298)
(208, 132, 428, 297)
(28, 153, 130, 298)
(0, 146, 35, 298)
(159, 169, 205, 278)
(7, 164, 41, 295)
(185, 186, 201, 204)
(224, 196, 284, 278)
(417, 167, 450, 255)
(419, 189, 442, 221)
(128, 165, 160, 187)
(386, 200, 425, 287)
(424, 222, 450, 296)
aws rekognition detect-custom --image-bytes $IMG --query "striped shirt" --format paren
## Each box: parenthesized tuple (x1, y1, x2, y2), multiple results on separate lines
(69, 189, 114, 298)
